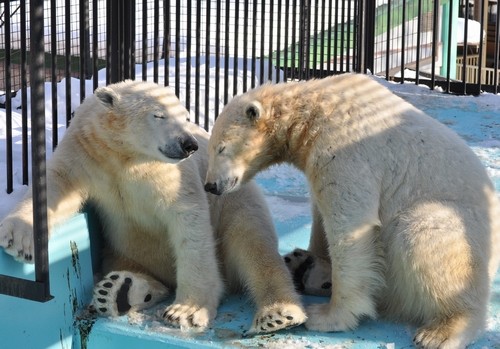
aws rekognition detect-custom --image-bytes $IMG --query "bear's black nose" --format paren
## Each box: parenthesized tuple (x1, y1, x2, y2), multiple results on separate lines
(181, 137, 198, 156)
(204, 182, 218, 194)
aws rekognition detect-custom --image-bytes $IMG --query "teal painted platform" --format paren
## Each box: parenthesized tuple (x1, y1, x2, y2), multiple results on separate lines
(0, 214, 94, 349)
(1, 203, 498, 349)
(78, 202, 500, 349)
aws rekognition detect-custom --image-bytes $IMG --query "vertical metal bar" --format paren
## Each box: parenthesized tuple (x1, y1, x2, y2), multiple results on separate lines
(233, 0, 240, 94)
(175, 0, 181, 95)
(346, 0, 351, 71)
(268, 0, 274, 82)
(243, 0, 249, 91)
(195, 1, 201, 125)
(80, 0, 89, 102)
(128, 1, 136, 80)
(164, 0, 170, 86)
(352, 0, 358, 70)
(260, 0, 266, 83)
(494, 6, 499, 93)
(445, 0, 454, 92)
(50, 0, 59, 151)
(276, 0, 282, 82)
(142, 0, 148, 81)
(385, 0, 391, 79)
(400, 0, 406, 82)
(20, 0, 29, 183)
(154, 0, 160, 83)
(251, 0, 257, 87)
(312, 0, 319, 75)
(476, 0, 486, 92)
(186, 0, 192, 113)
(284, 0, 290, 81)
(298, 0, 308, 79)
(195, 0, 201, 123)
(215, 0, 221, 116)
(333, 0, 339, 73)
(224, 0, 230, 104)
(30, 0, 52, 302)
(204, 1, 211, 129)
(291, 0, 297, 79)
(92, 0, 99, 91)
(320, 0, 326, 76)
(461, 1, 469, 92)
(431, 0, 439, 90)
(327, 0, 332, 73)
(305, 0, 311, 79)
(415, 0, 422, 85)
(362, 0, 375, 74)
(65, 0, 72, 125)
(340, 0, 345, 72)
(106, 0, 111, 84)
(4, 0, 13, 194)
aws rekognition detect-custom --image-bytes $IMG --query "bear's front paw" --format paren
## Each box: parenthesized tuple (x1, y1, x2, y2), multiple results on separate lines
(247, 303, 307, 334)
(0, 217, 35, 263)
(90, 271, 169, 317)
(162, 303, 215, 331)
(414, 320, 467, 349)
(283, 248, 332, 296)
(305, 303, 360, 332)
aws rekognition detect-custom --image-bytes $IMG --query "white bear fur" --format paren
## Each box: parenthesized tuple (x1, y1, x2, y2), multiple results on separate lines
(204, 73, 500, 348)
(0, 80, 306, 333)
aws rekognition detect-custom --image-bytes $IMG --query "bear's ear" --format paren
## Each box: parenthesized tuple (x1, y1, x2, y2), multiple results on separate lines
(95, 87, 119, 108)
(245, 101, 262, 121)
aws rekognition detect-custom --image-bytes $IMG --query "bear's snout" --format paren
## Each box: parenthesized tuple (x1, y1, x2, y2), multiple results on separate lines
(180, 136, 198, 157)
(158, 135, 198, 160)
(204, 182, 220, 195)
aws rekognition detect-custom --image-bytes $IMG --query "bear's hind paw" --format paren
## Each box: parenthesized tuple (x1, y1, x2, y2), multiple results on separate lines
(247, 303, 307, 334)
(89, 271, 168, 317)
(283, 248, 332, 296)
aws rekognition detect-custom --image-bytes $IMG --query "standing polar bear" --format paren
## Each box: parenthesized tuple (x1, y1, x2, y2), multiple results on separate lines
(204, 74, 500, 348)
(0, 80, 306, 333)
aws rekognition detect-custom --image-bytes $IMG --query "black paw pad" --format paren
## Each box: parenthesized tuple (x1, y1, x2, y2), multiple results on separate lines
(321, 282, 332, 289)
(116, 278, 132, 315)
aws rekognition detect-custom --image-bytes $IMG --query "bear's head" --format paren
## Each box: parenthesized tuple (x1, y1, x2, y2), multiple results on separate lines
(88, 80, 198, 164)
(205, 92, 272, 195)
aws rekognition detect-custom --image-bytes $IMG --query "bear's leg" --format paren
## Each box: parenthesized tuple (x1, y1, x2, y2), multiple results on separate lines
(90, 271, 169, 317)
(384, 202, 489, 348)
(161, 209, 224, 331)
(227, 243, 307, 334)
(218, 201, 307, 334)
(305, 221, 384, 332)
(307, 203, 330, 261)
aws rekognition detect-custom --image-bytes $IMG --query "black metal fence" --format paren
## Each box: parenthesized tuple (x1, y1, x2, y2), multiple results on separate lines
(0, 0, 499, 301)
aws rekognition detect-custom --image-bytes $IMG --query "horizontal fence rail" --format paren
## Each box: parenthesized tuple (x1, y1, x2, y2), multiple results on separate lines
(0, 0, 499, 301)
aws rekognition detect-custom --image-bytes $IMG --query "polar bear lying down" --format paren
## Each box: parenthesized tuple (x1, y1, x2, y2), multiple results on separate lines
(0, 80, 306, 333)
(204, 74, 500, 348)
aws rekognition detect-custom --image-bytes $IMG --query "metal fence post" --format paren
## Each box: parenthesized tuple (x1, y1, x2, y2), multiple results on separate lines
(360, 0, 375, 74)
(107, 0, 135, 83)
(30, 0, 53, 302)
